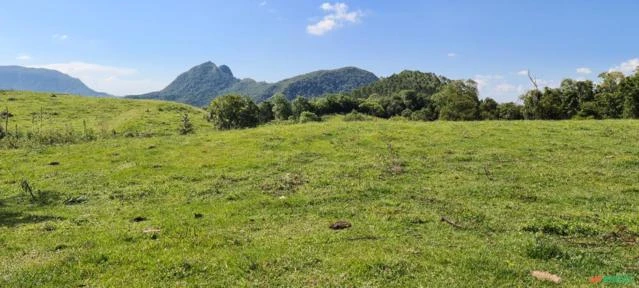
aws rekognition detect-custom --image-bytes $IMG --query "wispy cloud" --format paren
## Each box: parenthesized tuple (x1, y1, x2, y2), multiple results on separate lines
(576, 67, 592, 75)
(30, 62, 164, 96)
(35, 62, 137, 77)
(473, 74, 526, 102)
(447, 52, 457, 58)
(259, 1, 267, 6)
(517, 70, 529, 76)
(307, 2, 364, 36)
(609, 58, 639, 75)
(52, 34, 69, 41)
(16, 54, 32, 61)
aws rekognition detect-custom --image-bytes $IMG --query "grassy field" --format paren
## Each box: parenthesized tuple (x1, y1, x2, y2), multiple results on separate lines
(0, 91, 209, 139)
(1, 92, 639, 287)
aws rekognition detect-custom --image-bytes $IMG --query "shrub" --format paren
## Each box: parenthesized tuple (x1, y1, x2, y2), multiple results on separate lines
(343, 111, 372, 122)
(400, 108, 413, 118)
(179, 113, 195, 135)
(299, 111, 321, 123)
(358, 100, 385, 117)
(208, 94, 259, 130)
(410, 108, 438, 121)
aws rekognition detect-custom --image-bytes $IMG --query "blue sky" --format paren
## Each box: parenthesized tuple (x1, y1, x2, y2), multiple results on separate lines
(1, 0, 639, 101)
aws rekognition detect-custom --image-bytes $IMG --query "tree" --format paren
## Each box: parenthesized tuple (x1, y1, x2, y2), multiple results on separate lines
(432, 80, 480, 121)
(292, 96, 313, 118)
(208, 94, 259, 130)
(521, 89, 543, 120)
(358, 100, 385, 117)
(381, 94, 406, 117)
(479, 97, 499, 120)
(258, 101, 275, 124)
(497, 102, 523, 120)
(400, 90, 424, 110)
(559, 79, 580, 118)
(538, 87, 564, 119)
(312, 94, 359, 115)
(593, 72, 624, 118)
(271, 93, 292, 120)
(178, 113, 194, 135)
(622, 71, 639, 118)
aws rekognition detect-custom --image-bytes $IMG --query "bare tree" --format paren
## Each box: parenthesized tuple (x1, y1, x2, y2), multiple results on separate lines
(527, 70, 539, 90)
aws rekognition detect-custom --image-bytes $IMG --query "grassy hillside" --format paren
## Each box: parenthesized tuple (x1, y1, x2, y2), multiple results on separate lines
(0, 91, 209, 138)
(1, 93, 639, 287)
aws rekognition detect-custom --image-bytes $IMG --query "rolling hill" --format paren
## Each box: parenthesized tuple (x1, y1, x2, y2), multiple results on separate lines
(0, 90, 208, 138)
(127, 62, 379, 106)
(2, 93, 639, 286)
(0, 66, 108, 97)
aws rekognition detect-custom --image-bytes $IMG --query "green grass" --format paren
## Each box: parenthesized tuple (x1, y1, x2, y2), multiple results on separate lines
(2, 92, 639, 287)
(0, 91, 209, 138)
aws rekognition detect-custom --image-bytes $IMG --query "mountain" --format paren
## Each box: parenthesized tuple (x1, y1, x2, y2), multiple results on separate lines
(254, 67, 380, 102)
(128, 62, 379, 106)
(0, 66, 108, 96)
(349, 70, 452, 99)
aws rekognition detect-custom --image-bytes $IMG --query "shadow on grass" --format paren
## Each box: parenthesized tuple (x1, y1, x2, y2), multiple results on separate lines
(0, 194, 64, 228)
(0, 210, 62, 228)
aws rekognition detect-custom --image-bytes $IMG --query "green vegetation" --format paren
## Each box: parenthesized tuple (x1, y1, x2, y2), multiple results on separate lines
(207, 94, 259, 130)
(206, 68, 639, 128)
(1, 92, 639, 287)
(521, 71, 639, 120)
(128, 62, 378, 106)
(0, 91, 208, 148)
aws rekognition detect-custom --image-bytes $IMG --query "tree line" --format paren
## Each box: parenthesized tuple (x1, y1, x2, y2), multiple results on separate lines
(206, 69, 639, 130)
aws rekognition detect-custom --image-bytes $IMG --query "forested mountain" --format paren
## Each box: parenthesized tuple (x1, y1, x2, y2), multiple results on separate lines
(349, 70, 451, 99)
(258, 67, 380, 102)
(0, 66, 108, 96)
(127, 62, 378, 106)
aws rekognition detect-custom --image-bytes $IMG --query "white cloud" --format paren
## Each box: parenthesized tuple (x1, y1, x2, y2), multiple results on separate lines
(576, 67, 592, 75)
(307, 2, 364, 36)
(473, 74, 504, 89)
(517, 70, 529, 76)
(473, 74, 526, 102)
(447, 52, 457, 57)
(52, 34, 69, 41)
(30, 62, 165, 96)
(495, 83, 520, 93)
(536, 79, 558, 88)
(609, 58, 639, 75)
(16, 54, 32, 61)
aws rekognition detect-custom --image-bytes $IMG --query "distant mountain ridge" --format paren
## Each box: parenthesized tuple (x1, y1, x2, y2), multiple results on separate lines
(127, 62, 379, 106)
(0, 66, 108, 96)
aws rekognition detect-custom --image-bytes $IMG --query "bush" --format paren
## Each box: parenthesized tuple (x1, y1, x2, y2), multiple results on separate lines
(410, 108, 438, 121)
(299, 111, 321, 123)
(208, 94, 259, 130)
(343, 111, 372, 122)
(179, 113, 195, 135)
(358, 100, 385, 117)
